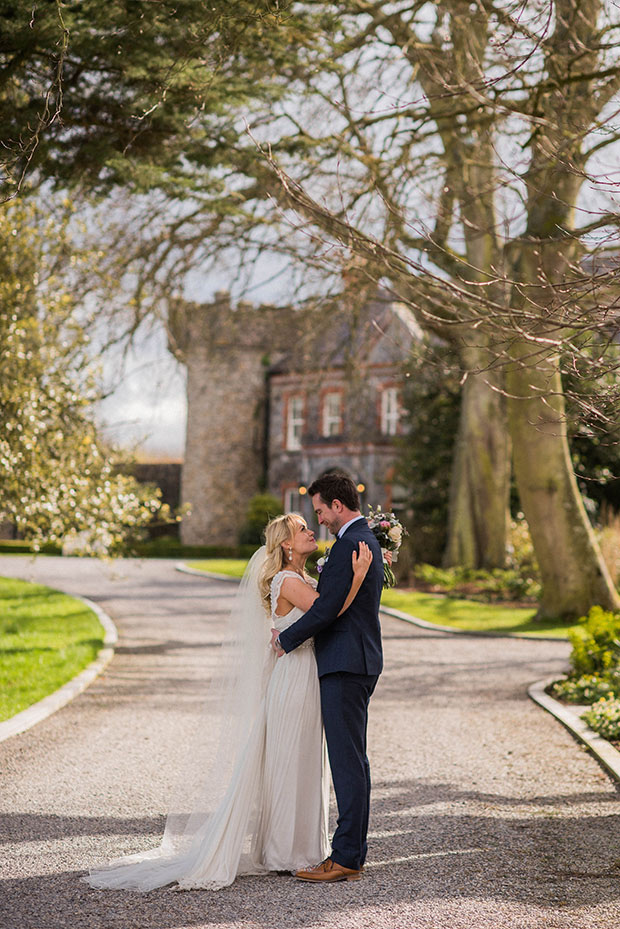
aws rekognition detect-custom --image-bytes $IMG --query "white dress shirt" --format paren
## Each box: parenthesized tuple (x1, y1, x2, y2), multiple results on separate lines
(337, 514, 365, 538)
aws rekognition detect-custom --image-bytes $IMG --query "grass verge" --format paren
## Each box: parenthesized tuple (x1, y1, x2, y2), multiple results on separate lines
(188, 559, 249, 578)
(185, 559, 575, 639)
(0, 577, 105, 722)
(0, 540, 61, 555)
(381, 589, 574, 638)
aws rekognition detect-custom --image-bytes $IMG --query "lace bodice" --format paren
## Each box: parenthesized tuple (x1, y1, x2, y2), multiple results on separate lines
(270, 570, 318, 637)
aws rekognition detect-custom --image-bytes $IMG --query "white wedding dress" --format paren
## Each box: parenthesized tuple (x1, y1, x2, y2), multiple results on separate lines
(84, 566, 329, 891)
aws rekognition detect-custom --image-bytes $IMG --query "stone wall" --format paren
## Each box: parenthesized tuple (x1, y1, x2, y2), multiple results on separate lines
(169, 293, 298, 545)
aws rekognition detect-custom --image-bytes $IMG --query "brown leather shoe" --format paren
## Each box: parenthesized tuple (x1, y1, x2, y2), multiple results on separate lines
(295, 858, 362, 882)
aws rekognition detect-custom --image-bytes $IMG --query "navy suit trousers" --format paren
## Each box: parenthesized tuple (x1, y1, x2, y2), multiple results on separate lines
(320, 670, 378, 870)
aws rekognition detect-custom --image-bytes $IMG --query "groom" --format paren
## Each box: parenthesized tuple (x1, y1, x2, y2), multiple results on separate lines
(272, 470, 384, 882)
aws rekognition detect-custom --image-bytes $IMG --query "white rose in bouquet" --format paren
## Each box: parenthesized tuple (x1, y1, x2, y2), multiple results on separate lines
(388, 525, 403, 545)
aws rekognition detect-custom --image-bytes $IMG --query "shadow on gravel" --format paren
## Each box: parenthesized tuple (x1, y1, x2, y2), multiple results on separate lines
(89, 587, 238, 606)
(0, 811, 165, 844)
(2, 782, 620, 929)
(371, 779, 620, 809)
(2, 841, 620, 929)
(114, 640, 223, 657)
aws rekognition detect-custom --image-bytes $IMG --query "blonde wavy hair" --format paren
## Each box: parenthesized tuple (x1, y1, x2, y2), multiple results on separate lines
(258, 513, 306, 612)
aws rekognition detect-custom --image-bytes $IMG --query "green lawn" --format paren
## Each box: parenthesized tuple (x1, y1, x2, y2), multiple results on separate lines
(381, 589, 574, 638)
(189, 559, 249, 578)
(185, 559, 574, 639)
(0, 577, 105, 722)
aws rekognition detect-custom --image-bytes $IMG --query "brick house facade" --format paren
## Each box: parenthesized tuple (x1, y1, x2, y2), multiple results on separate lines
(267, 293, 421, 535)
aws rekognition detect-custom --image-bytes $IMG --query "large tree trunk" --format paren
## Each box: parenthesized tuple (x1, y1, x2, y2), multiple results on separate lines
(506, 347, 619, 620)
(443, 349, 511, 569)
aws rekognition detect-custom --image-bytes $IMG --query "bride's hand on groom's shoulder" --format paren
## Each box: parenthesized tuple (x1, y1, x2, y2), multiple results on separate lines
(352, 541, 372, 578)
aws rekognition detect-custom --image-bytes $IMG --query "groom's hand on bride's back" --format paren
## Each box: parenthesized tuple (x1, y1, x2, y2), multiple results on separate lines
(270, 627, 285, 657)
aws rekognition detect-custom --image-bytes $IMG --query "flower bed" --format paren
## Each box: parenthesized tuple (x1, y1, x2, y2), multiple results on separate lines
(548, 606, 620, 745)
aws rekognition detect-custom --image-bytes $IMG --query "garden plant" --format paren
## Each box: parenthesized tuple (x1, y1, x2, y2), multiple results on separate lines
(551, 606, 620, 742)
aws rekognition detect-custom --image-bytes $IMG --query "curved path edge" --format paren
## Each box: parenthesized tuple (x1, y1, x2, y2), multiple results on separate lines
(0, 594, 118, 744)
(529, 676, 620, 783)
(177, 565, 563, 640)
(374, 603, 565, 642)
(182, 564, 620, 782)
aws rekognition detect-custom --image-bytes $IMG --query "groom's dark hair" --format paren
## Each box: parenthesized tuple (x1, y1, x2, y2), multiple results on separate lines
(307, 469, 360, 511)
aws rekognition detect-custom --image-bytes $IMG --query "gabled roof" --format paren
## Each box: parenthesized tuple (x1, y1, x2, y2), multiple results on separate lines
(268, 288, 422, 375)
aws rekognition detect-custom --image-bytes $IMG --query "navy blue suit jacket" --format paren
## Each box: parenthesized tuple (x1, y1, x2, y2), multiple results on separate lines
(278, 517, 384, 678)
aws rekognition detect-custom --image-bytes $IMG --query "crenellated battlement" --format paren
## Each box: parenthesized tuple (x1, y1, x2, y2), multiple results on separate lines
(168, 292, 298, 362)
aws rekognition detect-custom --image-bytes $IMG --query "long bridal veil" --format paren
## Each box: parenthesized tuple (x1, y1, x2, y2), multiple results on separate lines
(84, 546, 276, 891)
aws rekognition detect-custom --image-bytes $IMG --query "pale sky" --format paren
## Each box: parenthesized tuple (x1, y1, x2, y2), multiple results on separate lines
(97, 325, 187, 460)
(95, 259, 291, 460)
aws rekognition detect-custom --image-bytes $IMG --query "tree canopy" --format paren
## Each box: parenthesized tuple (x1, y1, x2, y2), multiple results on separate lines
(2, 1, 620, 614)
(0, 0, 293, 195)
(0, 199, 168, 550)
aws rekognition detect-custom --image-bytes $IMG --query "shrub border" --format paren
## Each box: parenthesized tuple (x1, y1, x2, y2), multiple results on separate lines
(0, 593, 117, 743)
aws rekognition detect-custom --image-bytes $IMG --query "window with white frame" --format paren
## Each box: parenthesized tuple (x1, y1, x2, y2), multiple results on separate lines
(381, 387, 400, 435)
(286, 395, 304, 450)
(322, 391, 342, 437)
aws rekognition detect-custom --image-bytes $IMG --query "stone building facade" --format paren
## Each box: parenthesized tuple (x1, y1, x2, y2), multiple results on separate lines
(170, 290, 420, 545)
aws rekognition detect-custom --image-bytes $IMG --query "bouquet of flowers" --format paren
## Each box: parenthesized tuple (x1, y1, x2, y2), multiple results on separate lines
(366, 506, 407, 588)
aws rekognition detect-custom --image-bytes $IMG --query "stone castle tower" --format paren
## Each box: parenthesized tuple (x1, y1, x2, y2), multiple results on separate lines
(168, 292, 299, 545)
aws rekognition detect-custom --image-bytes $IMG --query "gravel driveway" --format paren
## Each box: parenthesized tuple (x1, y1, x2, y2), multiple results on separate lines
(1, 556, 619, 929)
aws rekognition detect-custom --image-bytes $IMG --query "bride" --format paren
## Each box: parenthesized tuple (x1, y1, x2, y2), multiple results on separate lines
(84, 512, 371, 891)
